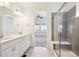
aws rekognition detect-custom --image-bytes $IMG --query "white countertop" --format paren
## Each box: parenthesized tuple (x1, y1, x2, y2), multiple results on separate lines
(0, 33, 30, 44)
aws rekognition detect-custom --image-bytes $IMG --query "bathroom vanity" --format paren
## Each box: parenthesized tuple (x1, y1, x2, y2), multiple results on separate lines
(0, 7, 33, 57)
(0, 13, 32, 57)
(0, 34, 31, 57)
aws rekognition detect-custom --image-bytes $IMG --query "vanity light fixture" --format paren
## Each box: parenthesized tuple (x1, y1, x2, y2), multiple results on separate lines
(14, 9, 24, 16)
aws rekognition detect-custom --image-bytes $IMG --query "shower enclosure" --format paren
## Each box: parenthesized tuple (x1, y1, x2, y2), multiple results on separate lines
(53, 2, 77, 57)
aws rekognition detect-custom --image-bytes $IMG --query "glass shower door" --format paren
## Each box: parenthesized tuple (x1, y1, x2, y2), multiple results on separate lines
(54, 11, 62, 57)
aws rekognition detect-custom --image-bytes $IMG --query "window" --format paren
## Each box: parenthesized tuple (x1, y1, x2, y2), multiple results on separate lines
(35, 24, 47, 32)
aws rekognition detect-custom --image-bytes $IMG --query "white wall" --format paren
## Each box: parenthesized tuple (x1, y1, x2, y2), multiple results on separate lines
(13, 14, 35, 47)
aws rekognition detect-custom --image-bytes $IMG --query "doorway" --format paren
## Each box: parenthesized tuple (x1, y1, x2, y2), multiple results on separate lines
(34, 11, 47, 47)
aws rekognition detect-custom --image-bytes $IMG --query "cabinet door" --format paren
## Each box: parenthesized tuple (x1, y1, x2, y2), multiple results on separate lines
(19, 37, 30, 56)
(11, 44, 20, 57)
(1, 47, 13, 57)
(1, 44, 20, 57)
(19, 40, 26, 56)
(26, 35, 30, 48)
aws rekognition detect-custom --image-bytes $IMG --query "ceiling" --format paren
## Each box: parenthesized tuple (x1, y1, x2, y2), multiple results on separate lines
(10, 2, 64, 12)
(4, 2, 76, 16)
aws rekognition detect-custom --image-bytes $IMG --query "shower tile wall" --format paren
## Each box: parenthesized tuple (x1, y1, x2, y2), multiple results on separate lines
(73, 17, 79, 56)
(61, 6, 76, 44)
(66, 6, 77, 56)
(61, 6, 76, 43)
(72, 6, 79, 56)
(66, 6, 76, 44)
(61, 6, 77, 56)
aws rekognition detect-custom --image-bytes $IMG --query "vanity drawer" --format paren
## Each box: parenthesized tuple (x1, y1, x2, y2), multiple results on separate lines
(1, 42, 20, 57)
(1, 38, 20, 51)
(1, 46, 13, 57)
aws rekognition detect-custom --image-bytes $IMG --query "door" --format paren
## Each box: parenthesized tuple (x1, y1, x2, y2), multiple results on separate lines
(54, 11, 62, 57)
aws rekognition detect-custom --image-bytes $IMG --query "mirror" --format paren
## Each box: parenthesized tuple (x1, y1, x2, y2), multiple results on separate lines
(3, 15, 13, 37)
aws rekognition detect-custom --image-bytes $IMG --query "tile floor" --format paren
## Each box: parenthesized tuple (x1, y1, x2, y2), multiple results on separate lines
(24, 47, 78, 57)
(35, 32, 47, 47)
(55, 50, 78, 57)
(61, 50, 78, 57)
(25, 47, 56, 57)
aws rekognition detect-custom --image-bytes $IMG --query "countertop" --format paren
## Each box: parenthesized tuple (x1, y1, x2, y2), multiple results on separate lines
(0, 33, 31, 44)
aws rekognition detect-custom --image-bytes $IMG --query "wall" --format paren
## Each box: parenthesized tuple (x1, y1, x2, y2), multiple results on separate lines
(66, 6, 76, 43)
(13, 14, 35, 47)
(13, 16, 31, 34)
(62, 6, 78, 56)
(73, 17, 79, 56)
(72, 4, 79, 56)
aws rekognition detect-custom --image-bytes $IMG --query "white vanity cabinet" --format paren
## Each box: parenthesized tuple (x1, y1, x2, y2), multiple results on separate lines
(1, 46, 13, 57)
(1, 38, 21, 57)
(1, 34, 31, 57)
(25, 35, 30, 49)
(11, 43, 21, 57)
(19, 37, 26, 56)
(1, 43, 20, 57)
(19, 35, 31, 56)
